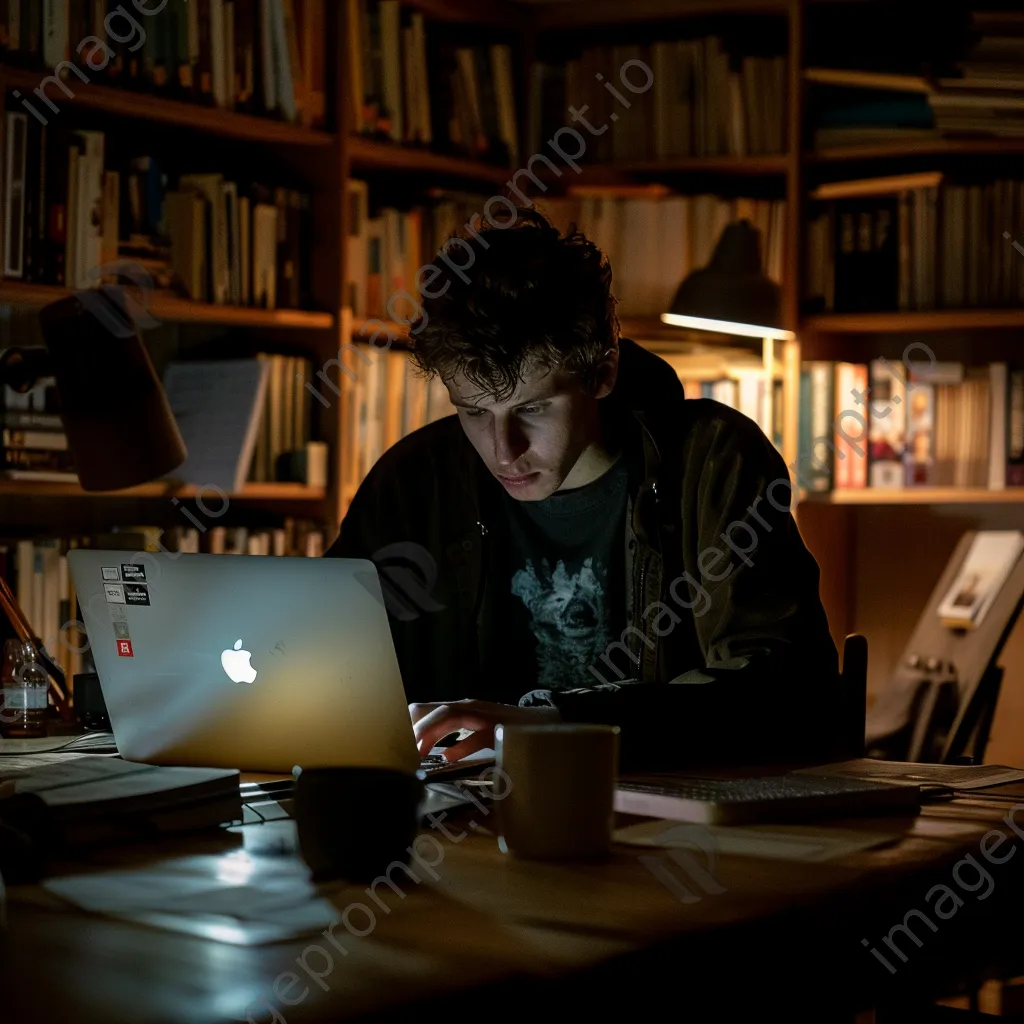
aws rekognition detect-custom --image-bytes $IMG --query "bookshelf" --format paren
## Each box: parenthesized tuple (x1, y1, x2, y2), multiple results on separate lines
(808, 139, 1024, 163)
(348, 135, 515, 181)
(3, 1, 1024, 757)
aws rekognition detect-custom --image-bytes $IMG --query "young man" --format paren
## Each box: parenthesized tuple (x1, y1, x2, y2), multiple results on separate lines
(327, 207, 841, 770)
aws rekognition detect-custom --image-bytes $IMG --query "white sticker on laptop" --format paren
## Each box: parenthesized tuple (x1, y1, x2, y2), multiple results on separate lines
(101, 567, 120, 581)
(123, 583, 150, 606)
(104, 583, 125, 604)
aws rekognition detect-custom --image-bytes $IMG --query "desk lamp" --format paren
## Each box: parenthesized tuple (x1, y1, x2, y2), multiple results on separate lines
(0, 289, 188, 710)
(661, 219, 795, 442)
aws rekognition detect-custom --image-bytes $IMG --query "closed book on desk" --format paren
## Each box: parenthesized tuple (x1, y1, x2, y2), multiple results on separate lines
(1, 756, 241, 845)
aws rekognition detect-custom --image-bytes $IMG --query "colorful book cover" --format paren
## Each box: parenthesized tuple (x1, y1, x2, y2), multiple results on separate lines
(868, 359, 907, 488)
(904, 376, 936, 486)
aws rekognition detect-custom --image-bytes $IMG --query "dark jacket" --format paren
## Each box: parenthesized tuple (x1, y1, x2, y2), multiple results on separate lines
(326, 338, 842, 769)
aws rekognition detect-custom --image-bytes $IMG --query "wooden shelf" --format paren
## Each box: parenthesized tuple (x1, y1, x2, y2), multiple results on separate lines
(0, 480, 325, 500)
(348, 136, 512, 183)
(803, 68, 933, 94)
(808, 139, 1024, 162)
(534, 0, 788, 29)
(0, 282, 335, 329)
(803, 488, 1024, 506)
(1, 67, 334, 147)
(352, 316, 411, 344)
(564, 156, 790, 189)
(803, 309, 1024, 333)
(355, 315, 773, 351)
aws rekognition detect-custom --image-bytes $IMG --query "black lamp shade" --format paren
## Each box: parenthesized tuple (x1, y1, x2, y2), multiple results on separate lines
(38, 292, 187, 491)
(664, 220, 790, 338)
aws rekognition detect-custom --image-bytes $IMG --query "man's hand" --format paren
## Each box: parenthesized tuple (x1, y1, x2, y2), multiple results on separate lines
(409, 699, 561, 762)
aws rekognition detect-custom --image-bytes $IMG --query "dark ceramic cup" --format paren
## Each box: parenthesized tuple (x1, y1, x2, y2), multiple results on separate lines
(293, 767, 424, 883)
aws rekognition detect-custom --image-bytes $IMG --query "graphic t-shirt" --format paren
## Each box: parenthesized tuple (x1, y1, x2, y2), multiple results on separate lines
(485, 457, 629, 701)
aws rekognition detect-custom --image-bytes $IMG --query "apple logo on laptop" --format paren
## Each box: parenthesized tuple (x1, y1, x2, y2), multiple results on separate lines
(221, 639, 257, 684)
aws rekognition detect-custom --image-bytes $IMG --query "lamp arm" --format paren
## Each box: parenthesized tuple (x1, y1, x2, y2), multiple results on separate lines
(0, 575, 69, 711)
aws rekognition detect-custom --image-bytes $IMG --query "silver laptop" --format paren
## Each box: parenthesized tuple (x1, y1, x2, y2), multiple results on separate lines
(67, 550, 422, 774)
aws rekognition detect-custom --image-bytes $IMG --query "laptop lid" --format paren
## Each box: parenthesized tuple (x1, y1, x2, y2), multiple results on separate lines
(67, 550, 420, 774)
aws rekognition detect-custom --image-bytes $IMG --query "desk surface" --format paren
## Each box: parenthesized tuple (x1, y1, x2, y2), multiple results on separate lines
(4, 775, 1024, 1023)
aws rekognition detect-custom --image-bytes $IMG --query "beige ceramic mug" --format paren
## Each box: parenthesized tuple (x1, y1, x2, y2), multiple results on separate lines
(494, 722, 620, 860)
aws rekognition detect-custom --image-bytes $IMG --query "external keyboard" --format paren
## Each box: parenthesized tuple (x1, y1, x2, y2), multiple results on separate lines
(615, 773, 925, 825)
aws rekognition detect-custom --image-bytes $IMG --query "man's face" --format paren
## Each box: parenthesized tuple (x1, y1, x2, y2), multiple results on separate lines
(446, 355, 616, 501)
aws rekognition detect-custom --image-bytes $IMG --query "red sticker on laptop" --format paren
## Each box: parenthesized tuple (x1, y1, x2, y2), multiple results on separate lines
(116, 639, 134, 657)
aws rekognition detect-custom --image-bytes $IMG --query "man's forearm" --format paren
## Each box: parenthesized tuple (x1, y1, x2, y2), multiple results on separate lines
(540, 666, 838, 771)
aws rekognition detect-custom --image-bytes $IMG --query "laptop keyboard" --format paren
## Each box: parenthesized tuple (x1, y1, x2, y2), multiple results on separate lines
(419, 753, 496, 778)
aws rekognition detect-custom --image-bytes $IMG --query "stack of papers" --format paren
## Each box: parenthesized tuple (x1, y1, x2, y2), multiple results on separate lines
(0, 731, 118, 757)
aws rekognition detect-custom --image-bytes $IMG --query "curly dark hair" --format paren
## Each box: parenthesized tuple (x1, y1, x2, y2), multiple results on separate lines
(409, 205, 619, 400)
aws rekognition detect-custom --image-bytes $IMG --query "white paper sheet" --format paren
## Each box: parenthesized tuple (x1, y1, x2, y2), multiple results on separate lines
(614, 818, 900, 862)
(43, 852, 340, 945)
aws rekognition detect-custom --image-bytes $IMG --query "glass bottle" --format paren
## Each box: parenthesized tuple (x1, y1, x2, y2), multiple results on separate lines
(1, 639, 49, 739)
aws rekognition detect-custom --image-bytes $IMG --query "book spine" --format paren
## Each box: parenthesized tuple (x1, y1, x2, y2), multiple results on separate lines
(867, 359, 906, 488)
(1008, 368, 1024, 487)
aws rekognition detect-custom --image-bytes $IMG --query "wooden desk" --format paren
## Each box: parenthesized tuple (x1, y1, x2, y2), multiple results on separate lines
(3, 785, 1024, 1023)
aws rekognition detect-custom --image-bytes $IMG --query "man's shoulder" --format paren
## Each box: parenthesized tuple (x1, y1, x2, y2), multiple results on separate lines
(667, 398, 789, 492)
(676, 397, 780, 453)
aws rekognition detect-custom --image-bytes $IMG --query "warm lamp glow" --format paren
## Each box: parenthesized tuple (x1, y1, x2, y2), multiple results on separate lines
(659, 312, 795, 341)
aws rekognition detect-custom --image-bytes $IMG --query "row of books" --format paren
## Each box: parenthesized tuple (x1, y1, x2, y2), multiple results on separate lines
(2, 353, 321, 489)
(928, 12, 1024, 140)
(249, 354, 317, 484)
(2, 117, 312, 308)
(161, 356, 321, 493)
(529, 39, 787, 163)
(348, 1, 519, 167)
(340, 346, 454, 510)
(345, 179, 421, 322)
(0, 521, 327, 681)
(343, 186, 787, 324)
(805, 173, 1024, 314)
(539, 195, 786, 317)
(2, 0, 326, 127)
(810, 14, 1024, 150)
(1, 378, 69, 481)
(347, 183, 551, 322)
(798, 360, 1024, 493)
